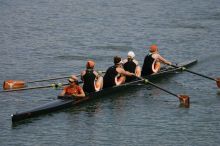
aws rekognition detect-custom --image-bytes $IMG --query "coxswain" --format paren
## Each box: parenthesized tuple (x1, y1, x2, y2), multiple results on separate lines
(81, 60, 103, 94)
(123, 51, 141, 82)
(103, 56, 135, 88)
(141, 44, 172, 76)
(59, 75, 85, 97)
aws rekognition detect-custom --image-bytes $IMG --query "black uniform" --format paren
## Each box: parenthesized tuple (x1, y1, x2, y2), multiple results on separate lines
(141, 53, 155, 76)
(123, 59, 136, 82)
(103, 66, 118, 88)
(82, 69, 96, 93)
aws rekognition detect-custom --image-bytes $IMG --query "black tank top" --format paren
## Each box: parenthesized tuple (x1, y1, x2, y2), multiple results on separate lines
(103, 66, 118, 88)
(123, 59, 136, 82)
(141, 53, 155, 76)
(82, 69, 96, 93)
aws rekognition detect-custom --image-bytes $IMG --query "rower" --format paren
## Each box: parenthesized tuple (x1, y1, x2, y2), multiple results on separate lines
(81, 60, 103, 94)
(59, 75, 85, 97)
(123, 51, 141, 82)
(141, 44, 172, 76)
(103, 56, 135, 88)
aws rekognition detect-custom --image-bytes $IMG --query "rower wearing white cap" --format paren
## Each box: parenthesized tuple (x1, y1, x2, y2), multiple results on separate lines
(123, 51, 141, 82)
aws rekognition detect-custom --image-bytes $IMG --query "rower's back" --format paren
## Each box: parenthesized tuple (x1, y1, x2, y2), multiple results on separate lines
(103, 65, 118, 88)
(123, 58, 137, 82)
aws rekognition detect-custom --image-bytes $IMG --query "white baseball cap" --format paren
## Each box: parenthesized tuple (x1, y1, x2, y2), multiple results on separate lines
(127, 51, 135, 58)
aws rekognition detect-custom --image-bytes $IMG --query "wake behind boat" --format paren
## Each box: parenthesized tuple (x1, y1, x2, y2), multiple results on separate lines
(11, 59, 197, 123)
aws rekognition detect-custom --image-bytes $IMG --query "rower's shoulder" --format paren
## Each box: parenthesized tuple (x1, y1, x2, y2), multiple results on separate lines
(122, 59, 128, 64)
(81, 70, 86, 76)
(133, 59, 139, 65)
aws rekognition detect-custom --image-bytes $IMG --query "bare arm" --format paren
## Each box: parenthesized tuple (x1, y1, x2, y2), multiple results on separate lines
(153, 54, 171, 65)
(77, 87, 85, 97)
(81, 70, 86, 81)
(59, 88, 66, 96)
(133, 59, 139, 65)
(93, 70, 100, 79)
(116, 67, 135, 76)
(72, 86, 85, 97)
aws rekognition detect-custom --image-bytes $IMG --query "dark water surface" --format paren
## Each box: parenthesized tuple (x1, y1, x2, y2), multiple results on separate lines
(0, 0, 220, 145)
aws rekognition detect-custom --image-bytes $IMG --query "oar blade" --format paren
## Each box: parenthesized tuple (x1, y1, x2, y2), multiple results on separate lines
(178, 95, 190, 108)
(3, 80, 26, 90)
(216, 78, 220, 88)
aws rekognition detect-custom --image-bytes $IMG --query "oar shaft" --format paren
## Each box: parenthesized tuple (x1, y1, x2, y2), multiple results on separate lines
(0, 81, 84, 93)
(27, 76, 71, 83)
(137, 76, 190, 107)
(170, 64, 220, 88)
(183, 69, 216, 81)
(147, 81, 179, 98)
(170, 64, 217, 81)
(1, 85, 52, 92)
(0, 83, 68, 93)
(138, 76, 179, 98)
(26, 71, 105, 83)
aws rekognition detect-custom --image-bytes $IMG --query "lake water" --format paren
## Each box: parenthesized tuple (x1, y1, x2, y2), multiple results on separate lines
(0, 0, 220, 145)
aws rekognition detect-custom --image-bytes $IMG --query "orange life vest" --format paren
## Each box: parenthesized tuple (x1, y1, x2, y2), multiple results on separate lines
(63, 85, 82, 96)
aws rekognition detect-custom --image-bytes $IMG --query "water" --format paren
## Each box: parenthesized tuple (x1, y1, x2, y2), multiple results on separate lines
(0, 0, 220, 145)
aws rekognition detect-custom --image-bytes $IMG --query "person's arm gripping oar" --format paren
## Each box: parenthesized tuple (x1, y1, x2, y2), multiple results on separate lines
(169, 64, 220, 88)
(137, 76, 190, 108)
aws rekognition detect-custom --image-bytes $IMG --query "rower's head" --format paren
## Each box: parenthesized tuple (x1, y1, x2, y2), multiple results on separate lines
(127, 51, 135, 59)
(68, 75, 79, 85)
(149, 44, 158, 53)
(86, 60, 95, 69)
(114, 56, 123, 65)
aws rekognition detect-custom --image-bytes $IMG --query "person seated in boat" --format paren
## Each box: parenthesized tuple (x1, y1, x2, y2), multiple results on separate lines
(81, 60, 103, 94)
(123, 51, 141, 82)
(59, 75, 85, 98)
(141, 44, 172, 76)
(103, 56, 135, 88)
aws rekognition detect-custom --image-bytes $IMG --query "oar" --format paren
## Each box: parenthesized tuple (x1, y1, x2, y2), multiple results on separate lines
(0, 83, 68, 93)
(2, 75, 77, 90)
(136, 76, 190, 108)
(1, 80, 88, 93)
(0, 70, 106, 93)
(169, 64, 220, 88)
(26, 75, 74, 83)
(2, 71, 106, 90)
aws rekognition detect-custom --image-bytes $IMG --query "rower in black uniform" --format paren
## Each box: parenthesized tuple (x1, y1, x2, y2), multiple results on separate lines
(103, 56, 135, 88)
(123, 51, 141, 82)
(81, 60, 103, 94)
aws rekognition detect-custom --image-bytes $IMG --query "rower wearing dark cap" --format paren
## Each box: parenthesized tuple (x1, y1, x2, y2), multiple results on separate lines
(141, 44, 172, 76)
(103, 56, 135, 88)
(81, 60, 103, 94)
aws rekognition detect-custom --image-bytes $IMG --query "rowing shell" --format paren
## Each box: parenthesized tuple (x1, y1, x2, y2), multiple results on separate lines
(11, 59, 197, 123)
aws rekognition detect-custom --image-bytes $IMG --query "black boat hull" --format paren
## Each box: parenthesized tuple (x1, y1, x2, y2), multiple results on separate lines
(11, 59, 197, 123)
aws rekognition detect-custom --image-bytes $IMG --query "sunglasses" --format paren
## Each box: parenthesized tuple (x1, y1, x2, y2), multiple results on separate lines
(68, 80, 79, 85)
